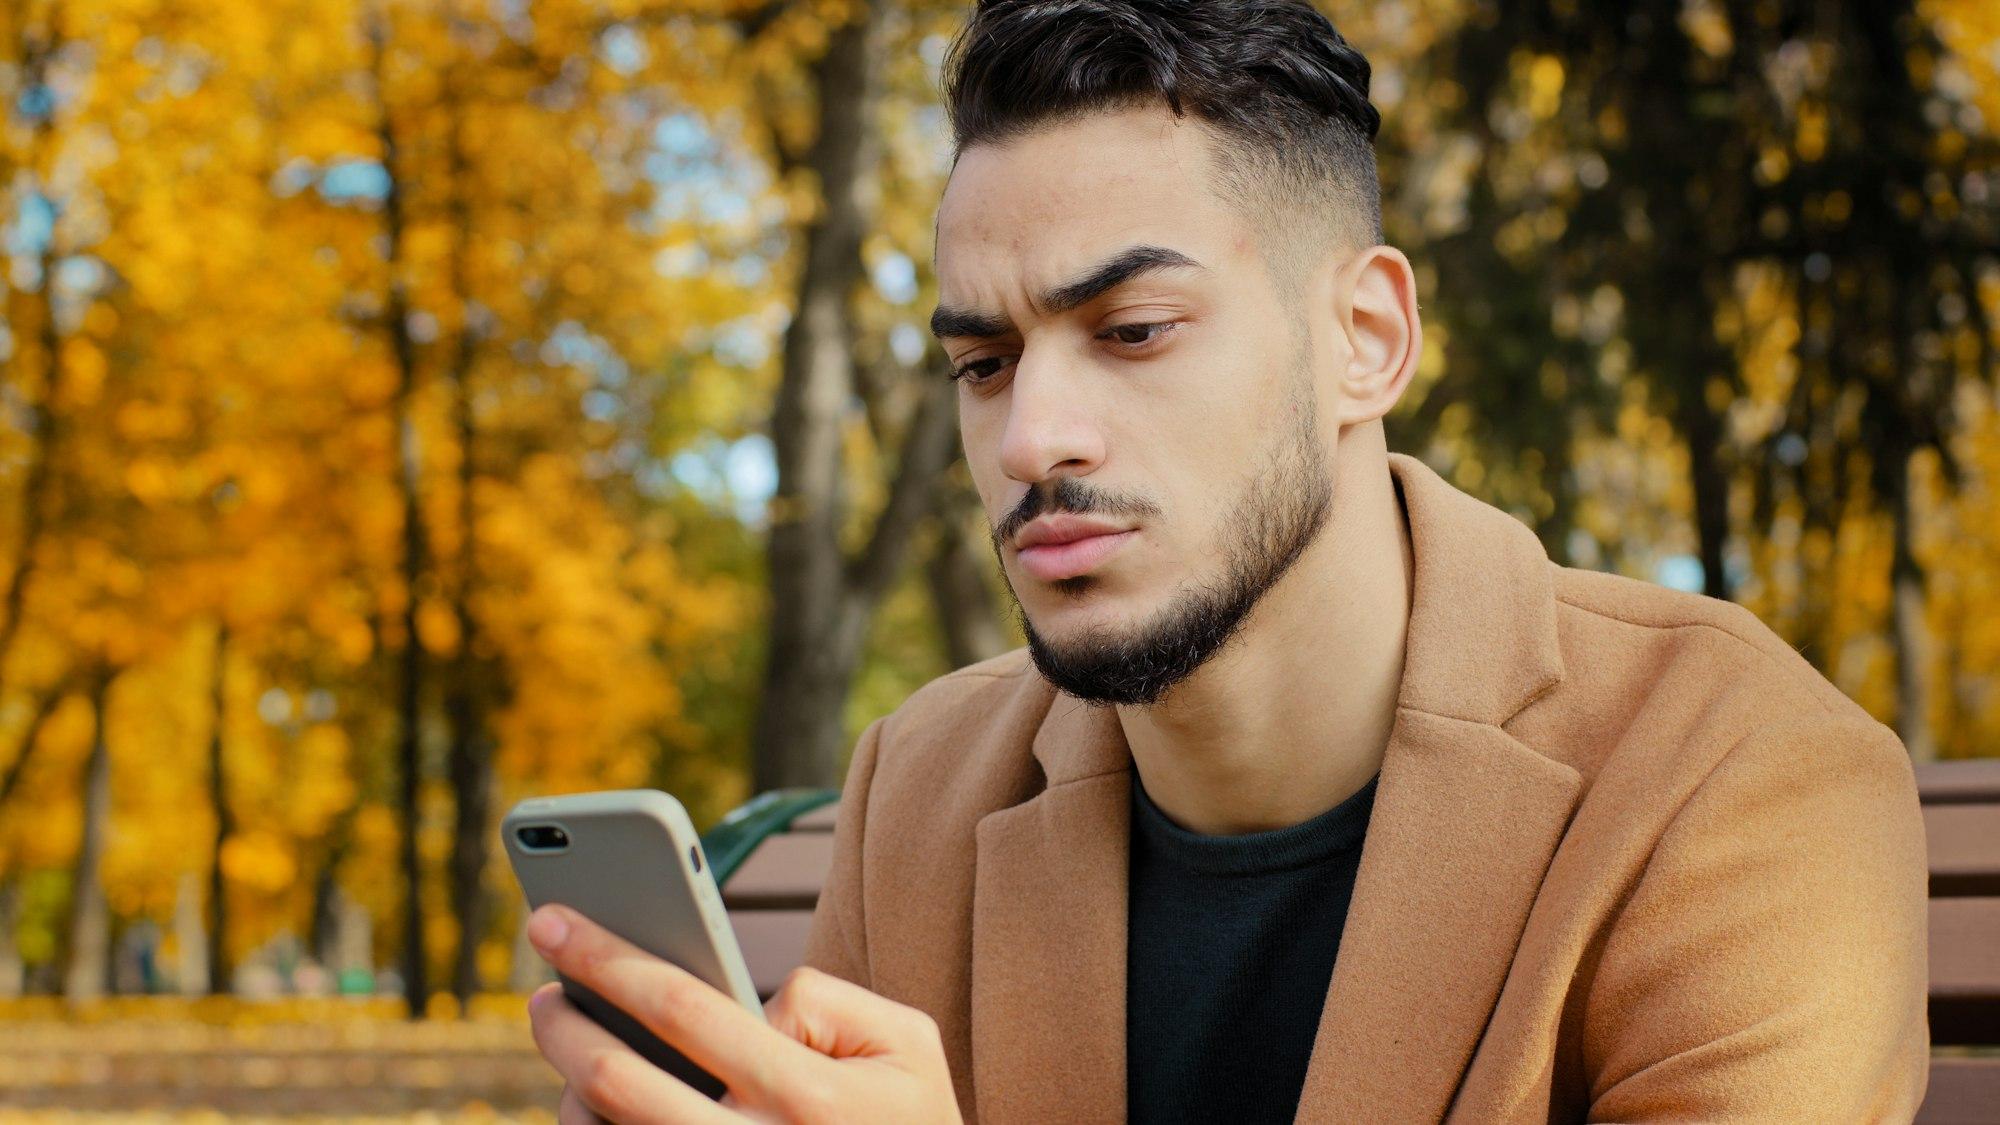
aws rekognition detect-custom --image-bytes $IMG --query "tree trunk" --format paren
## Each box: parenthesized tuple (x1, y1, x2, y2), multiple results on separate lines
(0, 32, 65, 707)
(753, 0, 965, 789)
(370, 15, 432, 1019)
(173, 870, 208, 995)
(445, 689, 494, 1004)
(393, 382, 429, 1019)
(307, 806, 357, 976)
(1678, 369, 1733, 601)
(0, 678, 69, 811)
(0, 878, 21, 998)
(757, 367, 961, 791)
(927, 479, 1010, 668)
(316, 881, 374, 991)
(62, 674, 112, 1004)
(753, 0, 882, 791)
(205, 625, 233, 993)
(1888, 450, 1935, 760)
(1624, 6, 1735, 604)
(444, 70, 497, 1006)
(0, 270, 60, 700)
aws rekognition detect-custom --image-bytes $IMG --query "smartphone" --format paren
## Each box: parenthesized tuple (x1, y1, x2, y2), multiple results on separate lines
(501, 788, 762, 1100)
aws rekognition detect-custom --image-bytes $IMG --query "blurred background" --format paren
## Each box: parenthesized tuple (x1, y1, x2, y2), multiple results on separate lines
(0, 0, 1995, 1116)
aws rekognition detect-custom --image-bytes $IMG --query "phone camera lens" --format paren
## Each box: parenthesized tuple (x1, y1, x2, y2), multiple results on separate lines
(516, 825, 569, 850)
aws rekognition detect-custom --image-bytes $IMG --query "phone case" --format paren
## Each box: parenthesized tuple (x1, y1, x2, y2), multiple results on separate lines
(501, 788, 762, 1100)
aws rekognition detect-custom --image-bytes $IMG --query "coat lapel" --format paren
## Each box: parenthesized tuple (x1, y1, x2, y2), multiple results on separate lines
(970, 697, 1131, 1125)
(1291, 710, 1581, 1122)
(1293, 454, 1581, 1122)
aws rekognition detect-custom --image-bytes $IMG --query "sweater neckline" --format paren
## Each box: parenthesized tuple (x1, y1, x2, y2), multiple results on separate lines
(1130, 769, 1379, 877)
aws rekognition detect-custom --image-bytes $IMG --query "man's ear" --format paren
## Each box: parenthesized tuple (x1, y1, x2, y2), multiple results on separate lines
(1332, 246, 1422, 426)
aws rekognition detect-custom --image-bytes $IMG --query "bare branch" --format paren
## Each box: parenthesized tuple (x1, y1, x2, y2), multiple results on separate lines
(843, 377, 959, 615)
(0, 676, 73, 816)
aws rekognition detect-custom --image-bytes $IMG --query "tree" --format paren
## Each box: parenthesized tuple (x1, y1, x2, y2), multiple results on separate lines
(204, 627, 232, 993)
(1403, 0, 1997, 755)
(60, 671, 111, 1003)
(752, 0, 960, 790)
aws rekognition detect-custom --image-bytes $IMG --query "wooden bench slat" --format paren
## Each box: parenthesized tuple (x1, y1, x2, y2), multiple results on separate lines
(1917, 759, 2000, 805)
(1931, 898, 2000, 1046)
(1928, 805, 2000, 897)
(790, 803, 839, 831)
(1931, 898, 2000, 999)
(722, 832, 837, 910)
(730, 910, 816, 999)
(1915, 1054, 2000, 1124)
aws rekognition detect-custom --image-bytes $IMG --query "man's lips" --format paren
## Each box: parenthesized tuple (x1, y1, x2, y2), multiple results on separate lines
(1015, 527, 1138, 581)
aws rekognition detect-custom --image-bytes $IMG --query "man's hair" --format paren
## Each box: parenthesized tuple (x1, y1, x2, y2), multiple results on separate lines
(941, 0, 1384, 288)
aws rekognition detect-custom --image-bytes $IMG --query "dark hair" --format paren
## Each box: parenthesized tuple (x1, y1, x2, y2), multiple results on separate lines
(941, 0, 1384, 269)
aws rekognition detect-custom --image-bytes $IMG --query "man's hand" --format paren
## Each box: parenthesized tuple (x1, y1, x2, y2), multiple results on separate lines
(523, 903, 963, 1124)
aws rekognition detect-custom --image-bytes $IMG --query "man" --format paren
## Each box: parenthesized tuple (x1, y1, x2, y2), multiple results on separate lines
(523, 1, 1930, 1121)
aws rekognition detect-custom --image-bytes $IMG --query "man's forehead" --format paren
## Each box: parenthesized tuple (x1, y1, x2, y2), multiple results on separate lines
(931, 117, 1246, 306)
(934, 109, 1231, 252)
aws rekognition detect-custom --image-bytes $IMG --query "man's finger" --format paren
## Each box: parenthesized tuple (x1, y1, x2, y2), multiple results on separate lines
(763, 966, 945, 1063)
(528, 904, 824, 1101)
(527, 981, 740, 1125)
(558, 1084, 607, 1125)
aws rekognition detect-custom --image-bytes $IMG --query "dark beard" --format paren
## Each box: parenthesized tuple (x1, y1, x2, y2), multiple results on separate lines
(1001, 388, 1333, 707)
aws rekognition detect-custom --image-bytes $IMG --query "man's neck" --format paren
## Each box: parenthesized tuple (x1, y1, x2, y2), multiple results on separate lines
(1117, 430, 1414, 835)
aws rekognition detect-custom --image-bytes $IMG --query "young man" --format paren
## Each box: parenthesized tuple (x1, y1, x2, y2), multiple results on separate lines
(523, 2, 1930, 1121)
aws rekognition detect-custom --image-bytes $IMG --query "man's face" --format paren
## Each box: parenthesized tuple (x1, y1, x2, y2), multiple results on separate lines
(933, 105, 1340, 704)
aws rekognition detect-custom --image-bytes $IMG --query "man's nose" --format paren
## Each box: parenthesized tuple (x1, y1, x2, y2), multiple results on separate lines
(996, 351, 1105, 485)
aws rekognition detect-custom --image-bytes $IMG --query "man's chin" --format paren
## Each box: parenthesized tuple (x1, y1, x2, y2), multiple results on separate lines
(1020, 621, 1189, 708)
(1018, 591, 1144, 642)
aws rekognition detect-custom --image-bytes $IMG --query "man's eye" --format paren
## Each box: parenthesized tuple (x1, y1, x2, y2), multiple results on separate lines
(950, 356, 1009, 384)
(1101, 322, 1174, 346)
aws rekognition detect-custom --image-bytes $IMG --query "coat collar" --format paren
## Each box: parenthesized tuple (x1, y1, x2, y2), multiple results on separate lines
(971, 452, 1581, 1123)
(1384, 451, 1565, 724)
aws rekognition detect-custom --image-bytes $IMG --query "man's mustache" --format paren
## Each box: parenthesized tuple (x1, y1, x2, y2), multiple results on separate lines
(992, 477, 1163, 548)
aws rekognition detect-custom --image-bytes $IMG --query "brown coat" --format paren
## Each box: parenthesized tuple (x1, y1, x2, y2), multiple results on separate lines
(801, 452, 1929, 1123)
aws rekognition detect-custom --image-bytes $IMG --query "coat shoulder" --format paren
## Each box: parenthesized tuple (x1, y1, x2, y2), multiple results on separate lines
(880, 647, 1041, 727)
(864, 647, 1055, 822)
(1548, 563, 1863, 719)
(1513, 564, 1904, 795)
(874, 647, 1050, 758)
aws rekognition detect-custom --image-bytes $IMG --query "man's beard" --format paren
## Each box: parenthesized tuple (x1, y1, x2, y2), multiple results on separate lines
(992, 380, 1333, 707)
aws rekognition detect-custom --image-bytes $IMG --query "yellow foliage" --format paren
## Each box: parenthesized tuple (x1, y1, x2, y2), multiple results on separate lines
(21, 0, 807, 938)
(1525, 55, 1564, 121)
(220, 833, 298, 895)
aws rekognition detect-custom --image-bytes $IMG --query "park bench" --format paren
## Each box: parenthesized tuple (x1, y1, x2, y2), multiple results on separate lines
(708, 759, 2000, 1124)
(702, 789, 842, 998)
(1916, 758, 2000, 1124)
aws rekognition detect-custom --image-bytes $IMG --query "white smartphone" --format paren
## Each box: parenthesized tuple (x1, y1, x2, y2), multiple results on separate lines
(501, 788, 762, 1100)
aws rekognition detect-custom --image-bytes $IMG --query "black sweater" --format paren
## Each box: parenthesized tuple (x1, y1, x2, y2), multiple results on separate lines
(1126, 769, 1380, 1124)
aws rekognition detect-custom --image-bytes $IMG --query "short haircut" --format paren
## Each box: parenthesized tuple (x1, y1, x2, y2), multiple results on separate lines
(940, 0, 1384, 294)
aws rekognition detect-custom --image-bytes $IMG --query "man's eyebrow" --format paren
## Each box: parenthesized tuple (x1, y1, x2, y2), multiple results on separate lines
(929, 244, 1208, 340)
(929, 305, 1014, 342)
(1041, 244, 1208, 314)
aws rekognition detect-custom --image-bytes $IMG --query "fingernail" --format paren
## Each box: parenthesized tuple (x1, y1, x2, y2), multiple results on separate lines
(527, 906, 569, 952)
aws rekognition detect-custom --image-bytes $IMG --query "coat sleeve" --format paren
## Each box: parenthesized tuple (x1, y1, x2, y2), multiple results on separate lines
(799, 715, 886, 989)
(1582, 711, 1930, 1123)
